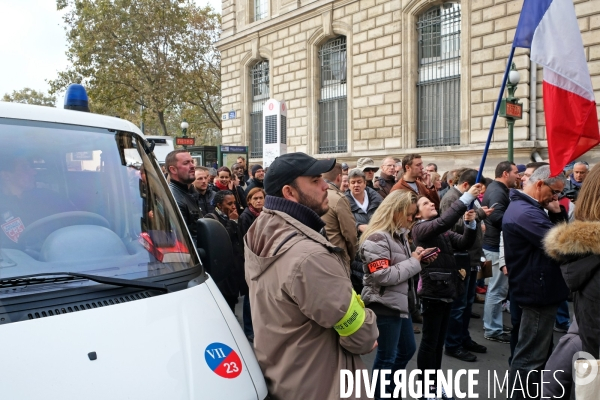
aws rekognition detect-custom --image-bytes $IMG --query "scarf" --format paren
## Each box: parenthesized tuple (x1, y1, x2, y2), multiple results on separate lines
(214, 180, 229, 191)
(248, 205, 261, 218)
(264, 195, 325, 233)
(569, 174, 582, 188)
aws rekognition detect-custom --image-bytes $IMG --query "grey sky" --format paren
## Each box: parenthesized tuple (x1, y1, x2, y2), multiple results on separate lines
(0, 0, 221, 101)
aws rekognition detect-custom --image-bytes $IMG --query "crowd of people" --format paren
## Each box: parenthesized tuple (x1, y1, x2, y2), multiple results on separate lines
(163, 149, 598, 400)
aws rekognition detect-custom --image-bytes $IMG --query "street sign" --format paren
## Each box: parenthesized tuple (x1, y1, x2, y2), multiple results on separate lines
(222, 113, 228, 120)
(220, 145, 247, 153)
(499, 99, 523, 120)
(176, 137, 195, 146)
(228, 110, 236, 119)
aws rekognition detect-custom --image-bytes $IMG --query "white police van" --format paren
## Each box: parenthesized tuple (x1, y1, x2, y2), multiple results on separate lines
(0, 85, 268, 399)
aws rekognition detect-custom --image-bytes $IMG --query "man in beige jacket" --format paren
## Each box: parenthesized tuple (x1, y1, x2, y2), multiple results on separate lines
(322, 162, 358, 269)
(244, 152, 378, 400)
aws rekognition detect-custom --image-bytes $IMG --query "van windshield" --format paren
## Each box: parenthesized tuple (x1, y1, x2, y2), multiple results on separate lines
(0, 119, 199, 297)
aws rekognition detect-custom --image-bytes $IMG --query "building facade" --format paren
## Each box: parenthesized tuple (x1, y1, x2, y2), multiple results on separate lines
(216, 0, 600, 171)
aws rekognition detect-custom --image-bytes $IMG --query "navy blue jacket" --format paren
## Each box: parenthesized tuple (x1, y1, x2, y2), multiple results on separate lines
(502, 189, 569, 306)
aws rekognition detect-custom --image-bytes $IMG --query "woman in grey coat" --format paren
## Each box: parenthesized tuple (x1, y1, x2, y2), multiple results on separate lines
(359, 190, 437, 400)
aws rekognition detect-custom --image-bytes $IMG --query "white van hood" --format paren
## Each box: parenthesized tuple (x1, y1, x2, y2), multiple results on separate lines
(0, 279, 267, 399)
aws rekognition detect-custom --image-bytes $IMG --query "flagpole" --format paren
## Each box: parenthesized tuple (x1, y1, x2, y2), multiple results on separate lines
(475, 46, 516, 183)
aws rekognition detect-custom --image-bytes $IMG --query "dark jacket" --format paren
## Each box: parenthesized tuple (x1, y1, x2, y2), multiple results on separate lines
(194, 188, 215, 216)
(481, 180, 510, 251)
(213, 184, 247, 214)
(244, 178, 264, 197)
(239, 207, 259, 238)
(502, 189, 569, 306)
(411, 195, 477, 300)
(169, 180, 202, 243)
(345, 187, 383, 229)
(545, 220, 600, 359)
(391, 177, 440, 211)
(374, 172, 396, 199)
(205, 210, 248, 297)
(439, 187, 487, 267)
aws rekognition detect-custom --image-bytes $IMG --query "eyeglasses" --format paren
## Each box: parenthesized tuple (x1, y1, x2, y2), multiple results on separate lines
(543, 181, 562, 196)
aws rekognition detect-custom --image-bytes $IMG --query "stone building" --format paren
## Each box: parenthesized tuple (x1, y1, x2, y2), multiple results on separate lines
(216, 0, 600, 172)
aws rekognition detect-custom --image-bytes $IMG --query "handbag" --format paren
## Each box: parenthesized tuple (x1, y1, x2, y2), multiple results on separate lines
(477, 259, 493, 280)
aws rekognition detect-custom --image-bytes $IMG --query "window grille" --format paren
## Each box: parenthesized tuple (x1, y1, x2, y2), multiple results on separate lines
(417, 3, 461, 147)
(254, 0, 268, 21)
(318, 36, 347, 154)
(250, 60, 269, 158)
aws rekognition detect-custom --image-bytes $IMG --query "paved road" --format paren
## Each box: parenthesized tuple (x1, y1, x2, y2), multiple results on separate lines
(235, 300, 569, 399)
(358, 302, 567, 399)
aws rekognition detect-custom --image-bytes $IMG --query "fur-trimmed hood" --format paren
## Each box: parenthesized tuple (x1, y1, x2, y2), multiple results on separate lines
(544, 220, 600, 260)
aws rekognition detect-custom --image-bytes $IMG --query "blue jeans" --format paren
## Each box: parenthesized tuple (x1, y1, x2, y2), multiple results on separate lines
(483, 249, 508, 337)
(508, 304, 558, 400)
(445, 269, 477, 351)
(555, 300, 570, 328)
(243, 295, 254, 338)
(372, 315, 416, 400)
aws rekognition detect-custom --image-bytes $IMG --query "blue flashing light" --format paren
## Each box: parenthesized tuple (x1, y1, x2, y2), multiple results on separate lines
(64, 83, 90, 112)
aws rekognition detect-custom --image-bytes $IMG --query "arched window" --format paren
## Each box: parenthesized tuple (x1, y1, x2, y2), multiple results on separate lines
(249, 60, 269, 158)
(417, 2, 461, 147)
(319, 36, 347, 154)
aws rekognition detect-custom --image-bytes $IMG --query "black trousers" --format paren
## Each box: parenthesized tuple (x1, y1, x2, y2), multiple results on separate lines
(417, 298, 453, 381)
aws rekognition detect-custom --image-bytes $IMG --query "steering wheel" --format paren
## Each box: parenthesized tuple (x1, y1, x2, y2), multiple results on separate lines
(18, 211, 111, 251)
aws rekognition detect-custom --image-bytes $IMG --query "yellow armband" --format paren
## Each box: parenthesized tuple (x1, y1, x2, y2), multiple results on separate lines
(333, 290, 366, 337)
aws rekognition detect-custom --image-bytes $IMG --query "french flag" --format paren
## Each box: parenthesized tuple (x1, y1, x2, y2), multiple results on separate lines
(514, 0, 600, 176)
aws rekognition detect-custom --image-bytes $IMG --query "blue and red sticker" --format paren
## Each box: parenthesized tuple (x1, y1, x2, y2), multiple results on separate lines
(204, 342, 242, 379)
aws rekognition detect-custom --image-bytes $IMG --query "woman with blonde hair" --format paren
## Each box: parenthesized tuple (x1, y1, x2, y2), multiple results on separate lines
(359, 189, 437, 399)
(545, 162, 600, 359)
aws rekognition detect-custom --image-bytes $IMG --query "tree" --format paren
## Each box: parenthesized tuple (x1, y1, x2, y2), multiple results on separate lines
(50, 0, 221, 137)
(3, 88, 56, 107)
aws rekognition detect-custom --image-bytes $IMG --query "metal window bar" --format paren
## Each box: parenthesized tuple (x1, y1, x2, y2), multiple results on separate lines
(319, 37, 347, 154)
(417, 3, 461, 147)
(255, 0, 268, 21)
(250, 60, 269, 158)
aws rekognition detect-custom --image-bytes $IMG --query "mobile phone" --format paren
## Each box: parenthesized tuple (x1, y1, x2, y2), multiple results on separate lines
(422, 248, 440, 260)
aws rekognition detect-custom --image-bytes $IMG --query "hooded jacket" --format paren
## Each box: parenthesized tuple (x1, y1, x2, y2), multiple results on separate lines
(411, 195, 477, 300)
(544, 220, 600, 358)
(359, 228, 421, 316)
(244, 196, 378, 400)
(502, 189, 569, 306)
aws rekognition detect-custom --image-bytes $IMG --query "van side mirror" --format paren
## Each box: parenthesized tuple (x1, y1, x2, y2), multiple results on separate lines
(196, 218, 233, 285)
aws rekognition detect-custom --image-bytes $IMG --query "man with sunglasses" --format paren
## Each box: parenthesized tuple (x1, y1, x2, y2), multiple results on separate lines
(502, 165, 569, 398)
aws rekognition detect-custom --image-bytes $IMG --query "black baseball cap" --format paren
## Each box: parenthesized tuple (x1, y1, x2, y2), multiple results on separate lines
(264, 153, 336, 195)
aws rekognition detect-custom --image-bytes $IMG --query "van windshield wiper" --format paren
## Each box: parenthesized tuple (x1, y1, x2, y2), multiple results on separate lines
(0, 272, 169, 293)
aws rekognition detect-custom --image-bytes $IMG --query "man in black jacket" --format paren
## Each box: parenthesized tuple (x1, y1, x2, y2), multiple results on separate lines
(166, 150, 202, 244)
(481, 161, 519, 343)
(442, 169, 492, 362)
(244, 164, 264, 196)
(193, 167, 215, 215)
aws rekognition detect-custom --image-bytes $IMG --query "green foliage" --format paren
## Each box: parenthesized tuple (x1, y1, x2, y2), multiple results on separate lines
(3, 88, 56, 107)
(50, 0, 221, 141)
